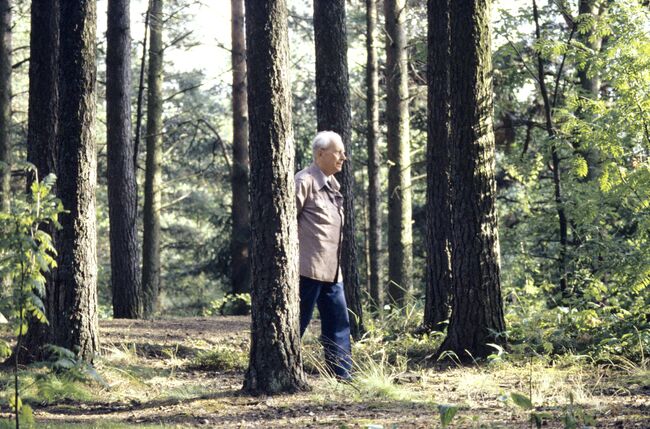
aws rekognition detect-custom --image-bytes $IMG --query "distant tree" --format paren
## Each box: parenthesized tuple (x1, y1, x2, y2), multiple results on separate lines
(365, 0, 382, 310)
(577, 0, 602, 97)
(384, 0, 413, 306)
(230, 0, 251, 296)
(423, 0, 452, 331)
(52, 0, 99, 362)
(142, 0, 164, 318)
(16, 0, 60, 364)
(243, 0, 308, 395)
(532, 0, 569, 295)
(0, 0, 10, 212)
(437, 0, 505, 359)
(313, 0, 364, 339)
(107, 0, 142, 319)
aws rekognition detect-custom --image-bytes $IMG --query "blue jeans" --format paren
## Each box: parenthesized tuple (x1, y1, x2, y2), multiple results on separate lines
(299, 276, 352, 379)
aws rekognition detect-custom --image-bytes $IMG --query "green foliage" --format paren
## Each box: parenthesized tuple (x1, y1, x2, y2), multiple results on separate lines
(204, 293, 251, 316)
(494, 0, 650, 363)
(0, 167, 62, 427)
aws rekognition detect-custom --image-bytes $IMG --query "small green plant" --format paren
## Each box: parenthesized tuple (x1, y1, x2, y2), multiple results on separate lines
(190, 346, 248, 371)
(562, 392, 596, 429)
(438, 404, 459, 428)
(0, 168, 62, 428)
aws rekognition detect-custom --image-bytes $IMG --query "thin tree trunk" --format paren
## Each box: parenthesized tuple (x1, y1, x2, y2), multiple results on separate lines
(313, 0, 364, 340)
(0, 0, 10, 213)
(16, 0, 60, 364)
(575, 0, 603, 181)
(533, 0, 568, 295)
(52, 0, 99, 363)
(142, 0, 164, 318)
(365, 0, 382, 311)
(384, 0, 413, 307)
(134, 6, 150, 171)
(230, 0, 251, 296)
(437, 0, 505, 360)
(423, 0, 452, 331)
(107, 0, 142, 319)
(243, 0, 308, 395)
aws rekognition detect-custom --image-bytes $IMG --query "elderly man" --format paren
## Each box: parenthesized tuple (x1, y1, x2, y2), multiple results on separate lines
(295, 130, 352, 380)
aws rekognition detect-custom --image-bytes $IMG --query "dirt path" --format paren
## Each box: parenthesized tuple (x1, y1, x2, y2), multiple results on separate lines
(2, 317, 648, 428)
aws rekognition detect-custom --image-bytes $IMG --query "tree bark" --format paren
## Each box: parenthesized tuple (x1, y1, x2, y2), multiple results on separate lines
(230, 0, 251, 296)
(365, 0, 382, 311)
(107, 0, 142, 319)
(437, 0, 506, 359)
(243, 0, 308, 395)
(17, 0, 60, 364)
(52, 0, 99, 363)
(384, 0, 413, 307)
(0, 0, 10, 213)
(424, 0, 452, 331)
(142, 0, 164, 318)
(313, 0, 364, 340)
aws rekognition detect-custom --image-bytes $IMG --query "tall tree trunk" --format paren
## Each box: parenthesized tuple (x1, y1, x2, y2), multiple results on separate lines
(17, 0, 60, 364)
(365, 0, 382, 311)
(423, 0, 452, 331)
(0, 0, 10, 213)
(384, 0, 413, 307)
(230, 0, 251, 296)
(53, 0, 99, 363)
(243, 0, 308, 395)
(107, 0, 142, 319)
(142, 0, 163, 318)
(313, 0, 364, 340)
(437, 0, 505, 359)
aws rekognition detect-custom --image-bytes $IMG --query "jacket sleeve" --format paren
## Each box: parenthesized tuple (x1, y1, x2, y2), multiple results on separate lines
(295, 177, 310, 217)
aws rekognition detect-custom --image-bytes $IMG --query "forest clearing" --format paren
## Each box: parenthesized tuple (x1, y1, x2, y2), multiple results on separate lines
(1, 0, 650, 427)
(1, 317, 648, 428)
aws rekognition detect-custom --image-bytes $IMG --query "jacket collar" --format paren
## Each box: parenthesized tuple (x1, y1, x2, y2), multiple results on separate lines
(308, 163, 341, 192)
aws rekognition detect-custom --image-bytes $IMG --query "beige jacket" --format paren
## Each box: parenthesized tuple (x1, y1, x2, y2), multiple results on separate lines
(295, 164, 344, 283)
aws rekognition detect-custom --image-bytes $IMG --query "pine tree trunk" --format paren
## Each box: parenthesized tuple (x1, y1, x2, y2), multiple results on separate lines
(243, 0, 308, 395)
(0, 0, 10, 213)
(53, 0, 99, 363)
(107, 0, 142, 319)
(313, 0, 364, 340)
(365, 0, 382, 311)
(17, 0, 60, 364)
(423, 0, 452, 331)
(230, 0, 251, 296)
(142, 0, 164, 318)
(437, 0, 505, 359)
(384, 0, 413, 307)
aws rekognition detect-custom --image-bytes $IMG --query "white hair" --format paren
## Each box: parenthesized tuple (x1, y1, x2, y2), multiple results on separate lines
(312, 131, 342, 161)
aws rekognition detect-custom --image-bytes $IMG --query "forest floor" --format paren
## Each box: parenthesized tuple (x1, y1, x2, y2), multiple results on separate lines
(1, 316, 649, 428)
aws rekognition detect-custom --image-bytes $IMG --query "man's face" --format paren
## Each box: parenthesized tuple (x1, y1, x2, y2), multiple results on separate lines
(318, 138, 347, 176)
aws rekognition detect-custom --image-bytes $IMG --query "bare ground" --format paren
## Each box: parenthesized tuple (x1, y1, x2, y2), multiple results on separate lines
(1, 316, 649, 428)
